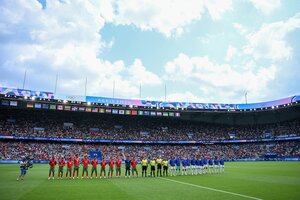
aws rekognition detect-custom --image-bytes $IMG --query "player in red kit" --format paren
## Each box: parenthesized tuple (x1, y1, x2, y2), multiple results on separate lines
(108, 159, 114, 178)
(48, 156, 56, 180)
(131, 158, 138, 177)
(115, 158, 122, 177)
(57, 156, 65, 179)
(100, 158, 107, 178)
(66, 157, 73, 179)
(73, 154, 80, 179)
(81, 156, 90, 179)
(90, 156, 98, 179)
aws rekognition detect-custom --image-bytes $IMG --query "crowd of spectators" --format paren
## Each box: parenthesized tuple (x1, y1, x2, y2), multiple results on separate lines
(0, 109, 299, 141)
(0, 109, 299, 161)
(0, 141, 299, 161)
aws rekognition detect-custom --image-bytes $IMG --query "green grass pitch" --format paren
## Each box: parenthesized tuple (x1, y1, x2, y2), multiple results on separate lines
(0, 162, 299, 200)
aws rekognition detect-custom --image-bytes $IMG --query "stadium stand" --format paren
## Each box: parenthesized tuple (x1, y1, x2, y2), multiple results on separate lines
(0, 106, 299, 161)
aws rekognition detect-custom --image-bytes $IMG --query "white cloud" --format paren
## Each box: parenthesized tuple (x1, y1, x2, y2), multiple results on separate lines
(166, 91, 200, 102)
(250, 0, 281, 15)
(127, 59, 162, 85)
(164, 53, 277, 103)
(243, 12, 300, 61)
(233, 23, 248, 35)
(204, 0, 233, 20)
(105, 0, 232, 37)
(0, 0, 161, 98)
(225, 45, 237, 61)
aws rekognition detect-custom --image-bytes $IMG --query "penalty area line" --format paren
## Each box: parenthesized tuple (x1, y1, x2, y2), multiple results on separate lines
(158, 177, 263, 200)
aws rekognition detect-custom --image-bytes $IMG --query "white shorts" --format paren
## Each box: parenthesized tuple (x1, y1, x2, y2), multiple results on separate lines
(209, 165, 213, 168)
(171, 166, 175, 170)
(215, 165, 218, 168)
(221, 165, 224, 168)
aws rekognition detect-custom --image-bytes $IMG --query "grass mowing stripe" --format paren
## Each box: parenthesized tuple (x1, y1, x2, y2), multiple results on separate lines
(159, 177, 263, 200)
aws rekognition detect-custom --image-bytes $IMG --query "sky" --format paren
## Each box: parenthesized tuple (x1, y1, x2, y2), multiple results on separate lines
(0, 0, 300, 104)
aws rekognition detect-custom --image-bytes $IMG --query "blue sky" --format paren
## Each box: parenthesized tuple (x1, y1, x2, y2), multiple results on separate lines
(0, 0, 300, 103)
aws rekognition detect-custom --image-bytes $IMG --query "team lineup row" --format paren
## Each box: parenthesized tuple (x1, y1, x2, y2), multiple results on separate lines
(44, 155, 225, 180)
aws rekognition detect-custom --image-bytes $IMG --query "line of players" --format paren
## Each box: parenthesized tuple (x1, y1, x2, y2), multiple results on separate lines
(48, 155, 225, 179)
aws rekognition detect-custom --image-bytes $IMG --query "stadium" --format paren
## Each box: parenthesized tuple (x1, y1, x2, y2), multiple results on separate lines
(0, 87, 300, 200)
(1, 1, 300, 200)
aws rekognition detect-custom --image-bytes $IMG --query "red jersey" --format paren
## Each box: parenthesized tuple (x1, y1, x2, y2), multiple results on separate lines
(108, 160, 114, 168)
(58, 159, 65, 168)
(100, 161, 106, 169)
(116, 159, 122, 168)
(74, 157, 80, 167)
(91, 159, 98, 168)
(67, 160, 73, 169)
(82, 159, 90, 168)
(131, 160, 137, 168)
(49, 159, 56, 168)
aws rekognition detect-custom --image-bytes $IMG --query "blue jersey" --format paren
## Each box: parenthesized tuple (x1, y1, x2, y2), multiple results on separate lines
(125, 160, 131, 168)
(169, 159, 175, 167)
(220, 159, 225, 165)
(186, 160, 191, 166)
(214, 160, 219, 165)
(191, 159, 196, 165)
(175, 159, 181, 166)
(181, 160, 187, 167)
(208, 159, 213, 165)
(200, 159, 204, 166)
(195, 160, 200, 166)
(203, 159, 208, 165)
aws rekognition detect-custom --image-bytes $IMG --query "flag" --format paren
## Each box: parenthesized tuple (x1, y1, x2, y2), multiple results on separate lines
(92, 108, 98, 112)
(119, 110, 125, 114)
(42, 104, 49, 109)
(57, 105, 63, 110)
(35, 103, 42, 109)
(99, 108, 105, 113)
(168, 112, 174, 117)
(79, 106, 85, 111)
(72, 106, 78, 111)
(132, 110, 137, 115)
(49, 104, 56, 110)
(64, 105, 71, 111)
(163, 112, 169, 117)
(125, 110, 131, 115)
(27, 103, 34, 108)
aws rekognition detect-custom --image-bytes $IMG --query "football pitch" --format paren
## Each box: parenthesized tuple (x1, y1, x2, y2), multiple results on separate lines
(0, 162, 299, 200)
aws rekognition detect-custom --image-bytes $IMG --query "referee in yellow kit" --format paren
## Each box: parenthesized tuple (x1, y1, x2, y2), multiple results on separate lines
(150, 158, 156, 177)
(141, 157, 148, 177)
(163, 159, 169, 177)
(156, 157, 162, 177)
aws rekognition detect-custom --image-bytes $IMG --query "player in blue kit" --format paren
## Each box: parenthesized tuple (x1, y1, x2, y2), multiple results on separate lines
(208, 158, 214, 174)
(199, 159, 204, 174)
(17, 158, 28, 181)
(214, 158, 219, 174)
(203, 158, 208, 174)
(175, 158, 181, 176)
(169, 158, 176, 176)
(195, 159, 200, 175)
(186, 159, 191, 175)
(191, 158, 196, 175)
(181, 159, 187, 176)
(220, 159, 225, 173)
(124, 157, 131, 178)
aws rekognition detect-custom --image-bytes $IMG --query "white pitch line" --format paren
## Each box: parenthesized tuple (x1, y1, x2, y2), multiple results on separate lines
(158, 177, 263, 200)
